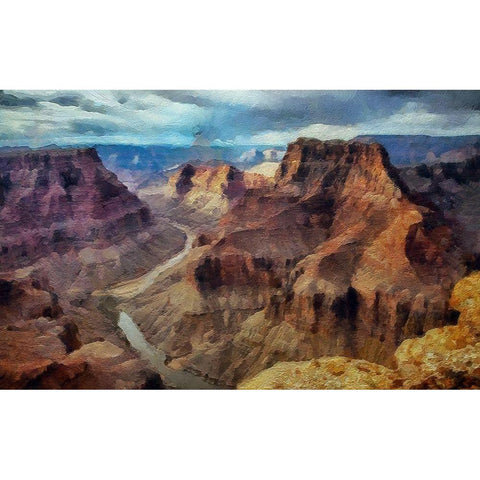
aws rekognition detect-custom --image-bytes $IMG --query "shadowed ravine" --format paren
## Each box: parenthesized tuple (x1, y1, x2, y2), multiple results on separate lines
(101, 223, 216, 389)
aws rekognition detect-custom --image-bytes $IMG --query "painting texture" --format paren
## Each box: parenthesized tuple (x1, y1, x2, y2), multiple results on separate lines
(2, 90, 480, 389)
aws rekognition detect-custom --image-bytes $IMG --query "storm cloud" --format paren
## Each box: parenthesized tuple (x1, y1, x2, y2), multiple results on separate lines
(1, 90, 479, 147)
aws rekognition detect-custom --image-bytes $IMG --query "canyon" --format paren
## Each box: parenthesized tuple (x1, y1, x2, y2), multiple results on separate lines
(3, 138, 480, 389)
(120, 138, 478, 387)
(0, 148, 185, 388)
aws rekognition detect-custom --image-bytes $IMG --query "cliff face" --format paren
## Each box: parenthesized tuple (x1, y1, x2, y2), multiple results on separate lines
(0, 147, 183, 389)
(128, 138, 465, 387)
(165, 163, 272, 221)
(170, 163, 249, 202)
(240, 270, 480, 390)
(399, 156, 480, 264)
(0, 148, 151, 270)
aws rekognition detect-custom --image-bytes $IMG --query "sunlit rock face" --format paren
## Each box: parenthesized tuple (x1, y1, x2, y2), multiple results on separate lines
(165, 163, 272, 220)
(238, 357, 403, 390)
(240, 271, 480, 390)
(130, 138, 465, 387)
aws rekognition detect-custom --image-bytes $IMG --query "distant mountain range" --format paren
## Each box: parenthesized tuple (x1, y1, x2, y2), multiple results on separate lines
(95, 136, 480, 170)
(3, 136, 480, 172)
(355, 135, 480, 165)
(95, 144, 286, 173)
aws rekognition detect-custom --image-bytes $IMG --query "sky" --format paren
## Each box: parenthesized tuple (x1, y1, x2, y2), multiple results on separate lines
(1, 90, 480, 148)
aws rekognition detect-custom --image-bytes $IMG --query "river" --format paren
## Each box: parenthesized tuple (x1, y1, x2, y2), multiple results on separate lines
(118, 311, 216, 389)
(104, 222, 195, 299)
(104, 223, 218, 389)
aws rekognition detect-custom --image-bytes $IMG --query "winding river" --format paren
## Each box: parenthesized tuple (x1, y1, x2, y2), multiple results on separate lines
(118, 312, 216, 389)
(104, 223, 217, 389)
(104, 222, 195, 299)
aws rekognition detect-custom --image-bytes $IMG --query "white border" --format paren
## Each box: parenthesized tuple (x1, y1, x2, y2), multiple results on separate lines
(2, 1, 479, 89)
(2, 1, 480, 479)
(1, 390, 479, 480)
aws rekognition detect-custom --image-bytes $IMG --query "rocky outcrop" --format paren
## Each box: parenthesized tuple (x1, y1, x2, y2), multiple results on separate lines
(166, 163, 272, 220)
(240, 270, 480, 389)
(169, 163, 270, 198)
(393, 271, 480, 388)
(238, 357, 402, 390)
(0, 275, 163, 389)
(0, 277, 62, 324)
(0, 148, 151, 270)
(127, 138, 466, 387)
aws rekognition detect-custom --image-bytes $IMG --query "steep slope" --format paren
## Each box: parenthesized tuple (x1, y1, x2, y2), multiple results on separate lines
(138, 163, 273, 230)
(0, 147, 185, 389)
(240, 270, 480, 390)
(399, 156, 480, 266)
(0, 148, 151, 270)
(126, 138, 465, 387)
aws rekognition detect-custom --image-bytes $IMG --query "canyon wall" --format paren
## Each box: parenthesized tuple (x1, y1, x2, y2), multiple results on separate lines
(0, 147, 184, 389)
(0, 148, 151, 270)
(240, 270, 480, 389)
(127, 138, 466, 386)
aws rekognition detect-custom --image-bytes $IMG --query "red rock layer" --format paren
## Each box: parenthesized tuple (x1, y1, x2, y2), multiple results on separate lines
(0, 147, 169, 389)
(0, 148, 151, 270)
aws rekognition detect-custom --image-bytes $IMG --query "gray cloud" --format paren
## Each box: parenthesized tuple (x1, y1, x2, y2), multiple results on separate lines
(70, 119, 119, 136)
(79, 99, 109, 114)
(153, 90, 215, 107)
(0, 90, 37, 107)
(419, 91, 480, 113)
(49, 95, 81, 107)
(1, 90, 480, 147)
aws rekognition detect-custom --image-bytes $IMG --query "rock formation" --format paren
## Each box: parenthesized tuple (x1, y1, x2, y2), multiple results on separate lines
(126, 138, 466, 387)
(399, 156, 480, 266)
(0, 148, 151, 270)
(238, 357, 403, 390)
(136, 162, 273, 233)
(0, 147, 185, 389)
(167, 163, 272, 218)
(240, 270, 480, 389)
(393, 271, 480, 388)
